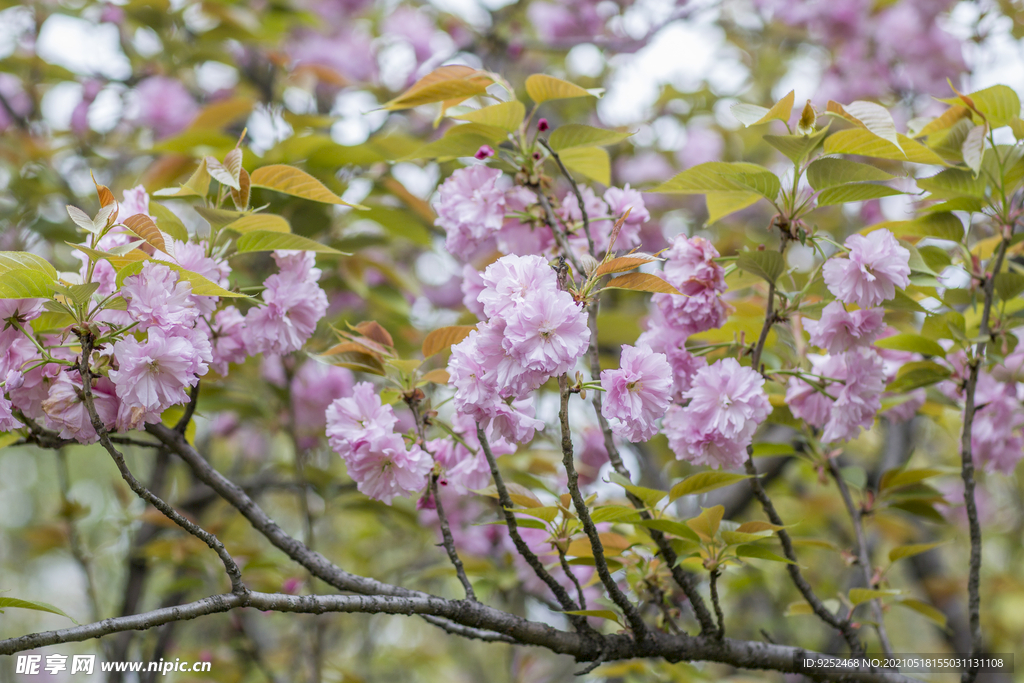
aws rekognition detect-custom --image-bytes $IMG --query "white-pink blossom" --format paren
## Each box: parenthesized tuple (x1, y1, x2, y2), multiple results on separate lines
(822, 229, 911, 308)
(600, 345, 673, 442)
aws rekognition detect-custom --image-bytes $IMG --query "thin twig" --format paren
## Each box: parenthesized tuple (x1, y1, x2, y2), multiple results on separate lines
(826, 457, 894, 656)
(475, 424, 589, 626)
(77, 335, 247, 595)
(558, 373, 650, 643)
(174, 382, 200, 433)
(430, 474, 477, 601)
(557, 545, 587, 610)
(530, 186, 585, 275)
(709, 568, 725, 640)
(539, 138, 594, 256)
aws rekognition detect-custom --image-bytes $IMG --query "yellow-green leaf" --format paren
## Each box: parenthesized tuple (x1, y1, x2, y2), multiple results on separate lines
(0, 270, 56, 299)
(250, 165, 362, 207)
(874, 333, 945, 357)
(849, 588, 900, 606)
(686, 505, 725, 542)
(153, 158, 212, 198)
(0, 252, 58, 279)
(806, 158, 895, 190)
(223, 214, 291, 234)
(453, 100, 525, 132)
(557, 146, 610, 186)
(235, 230, 344, 255)
(736, 544, 795, 564)
(525, 74, 594, 103)
(730, 90, 794, 127)
(896, 598, 947, 627)
(706, 191, 761, 224)
(823, 129, 947, 165)
(669, 472, 750, 502)
(549, 124, 632, 151)
(889, 542, 946, 564)
(382, 65, 493, 111)
(0, 597, 77, 623)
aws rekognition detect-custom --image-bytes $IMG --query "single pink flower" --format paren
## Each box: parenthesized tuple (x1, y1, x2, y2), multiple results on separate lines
(121, 262, 199, 332)
(502, 290, 590, 376)
(110, 327, 199, 420)
(478, 254, 558, 318)
(245, 251, 328, 356)
(134, 77, 198, 138)
(208, 306, 248, 376)
(41, 372, 118, 444)
(822, 229, 910, 308)
(819, 348, 887, 443)
(600, 344, 673, 442)
(433, 166, 507, 260)
(344, 432, 433, 504)
(325, 381, 398, 459)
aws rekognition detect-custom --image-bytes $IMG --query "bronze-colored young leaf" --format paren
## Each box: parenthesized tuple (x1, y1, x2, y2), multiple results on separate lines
(593, 255, 659, 277)
(422, 325, 476, 358)
(231, 166, 251, 210)
(353, 320, 394, 348)
(603, 273, 682, 295)
(122, 214, 169, 254)
(91, 173, 115, 207)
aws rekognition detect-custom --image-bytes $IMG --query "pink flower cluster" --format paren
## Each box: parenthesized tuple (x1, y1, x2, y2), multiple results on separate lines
(326, 382, 432, 503)
(244, 251, 329, 356)
(652, 235, 729, 338)
(786, 348, 886, 443)
(428, 413, 515, 493)
(557, 185, 649, 255)
(434, 166, 508, 260)
(663, 359, 770, 469)
(600, 344, 673, 442)
(448, 254, 590, 443)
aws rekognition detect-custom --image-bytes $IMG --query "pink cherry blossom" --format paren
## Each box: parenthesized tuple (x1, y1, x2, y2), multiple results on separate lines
(637, 308, 708, 401)
(245, 251, 328, 356)
(663, 235, 727, 294)
(460, 265, 487, 319)
(486, 396, 545, 445)
(208, 306, 248, 376)
(158, 240, 230, 316)
(133, 77, 199, 138)
(292, 360, 354, 447)
(502, 290, 590, 376)
(819, 348, 887, 443)
(822, 229, 911, 308)
(972, 394, 1024, 474)
(325, 381, 399, 459)
(344, 433, 433, 505)
(121, 262, 199, 332)
(665, 359, 770, 469)
(430, 414, 515, 493)
(804, 301, 886, 353)
(601, 184, 649, 251)
(110, 327, 199, 422)
(0, 299, 44, 323)
(600, 345, 673, 442)
(120, 185, 151, 219)
(478, 254, 559, 318)
(41, 372, 118, 444)
(0, 392, 17, 432)
(433, 166, 507, 260)
(576, 425, 610, 485)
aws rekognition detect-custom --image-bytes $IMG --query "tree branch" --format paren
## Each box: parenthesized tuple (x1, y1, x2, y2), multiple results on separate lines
(826, 457, 894, 655)
(558, 373, 650, 643)
(430, 474, 477, 601)
(538, 138, 594, 256)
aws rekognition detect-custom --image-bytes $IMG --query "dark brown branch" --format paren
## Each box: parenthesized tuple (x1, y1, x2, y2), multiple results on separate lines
(826, 457, 894, 655)
(709, 569, 725, 640)
(959, 231, 1010, 682)
(557, 545, 587, 610)
(430, 474, 477, 601)
(0, 591, 927, 683)
(175, 382, 200, 433)
(558, 373, 650, 643)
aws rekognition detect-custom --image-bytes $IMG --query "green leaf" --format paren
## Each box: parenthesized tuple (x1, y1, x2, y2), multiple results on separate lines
(250, 165, 363, 207)
(0, 270, 56, 299)
(762, 124, 830, 164)
(686, 505, 725, 542)
(65, 282, 99, 306)
(806, 158, 895, 190)
(452, 100, 526, 132)
(557, 146, 611, 186)
(886, 361, 952, 392)
(967, 85, 1021, 129)
(878, 467, 943, 493)
(705, 192, 761, 224)
(235, 231, 345, 255)
(896, 599, 947, 628)
(525, 74, 594, 103)
(402, 123, 510, 161)
(736, 544, 795, 564)
(563, 609, 623, 624)
(669, 472, 750, 502)
(730, 90, 794, 127)
(382, 65, 493, 110)
(785, 601, 815, 616)
(874, 333, 945, 357)
(194, 207, 249, 229)
(149, 203, 190, 243)
(886, 289, 928, 313)
(823, 129, 947, 165)
(828, 100, 902, 151)
(633, 519, 700, 542)
(736, 250, 785, 285)
(721, 530, 773, 545)
(0, 252, 58, 279)
(751, 442, 796, 458)
(883, 213, 965, 242)
(589, 505, 643, 523)
(0, 597, 77, 623)
(223, 214, 291, 235)
(729, 171, 782, 202)
(889, 541, 946, 563)
(916, 168, 986, 198)
(995, 272, 1024, 301)
(153, 158, 212, 198)
(549, 124, 632, 151)
(607, 472, 667, 508)
(651, 161, 776, 194)
(961, 124, 987, 175)
(816, 183, 902, 207)
(848, 588, 900, 606)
